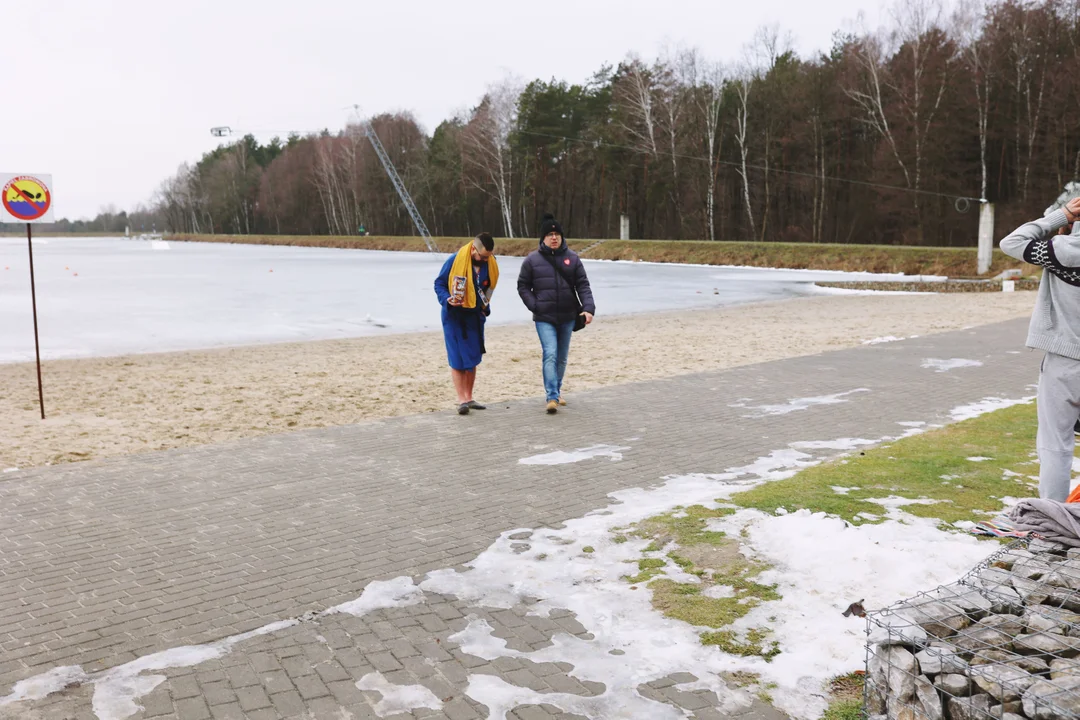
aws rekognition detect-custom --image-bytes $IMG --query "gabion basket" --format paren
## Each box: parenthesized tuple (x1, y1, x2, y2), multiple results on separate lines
(864, 538, 1080, 720)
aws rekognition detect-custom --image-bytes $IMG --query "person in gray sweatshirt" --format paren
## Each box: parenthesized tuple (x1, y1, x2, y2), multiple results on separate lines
(999, 195, 1080, 501)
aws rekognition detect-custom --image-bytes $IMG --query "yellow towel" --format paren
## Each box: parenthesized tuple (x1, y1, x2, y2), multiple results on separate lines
(448, 242, 499, 309)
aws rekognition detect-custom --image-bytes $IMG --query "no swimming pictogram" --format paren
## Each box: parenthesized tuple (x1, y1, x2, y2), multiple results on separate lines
(2, 175, 53, 222)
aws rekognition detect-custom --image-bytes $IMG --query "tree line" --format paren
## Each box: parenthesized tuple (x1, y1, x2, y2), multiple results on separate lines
(142, 0, 1080, 246)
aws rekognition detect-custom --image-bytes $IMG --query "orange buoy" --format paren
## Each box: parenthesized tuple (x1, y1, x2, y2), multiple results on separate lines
(73, 272, 78, 277)
(269, 269, 274, 273)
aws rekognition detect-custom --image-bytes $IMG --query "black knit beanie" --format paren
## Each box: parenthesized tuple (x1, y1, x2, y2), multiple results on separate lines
(539, 213, 563, 241)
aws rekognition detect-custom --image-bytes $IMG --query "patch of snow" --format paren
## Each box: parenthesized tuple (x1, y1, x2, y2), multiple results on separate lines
(0, 667, 89, 707)
(324, 577, 424, 617)
(921, 358, 983, 373)
(897, 421, 926, 428)
(519, 445, 630, 465)
(729, 389, 870, 417)
(356, 672, 443, 717)
(831, 487, 859, 496)
(966, 456, 992, 462)
(804, 285, 928, 297)
(863, 496, 942, 509)
(950, 395, 1034, 422)
(149, 240, 169, 251)
(790, 438, 876, 451)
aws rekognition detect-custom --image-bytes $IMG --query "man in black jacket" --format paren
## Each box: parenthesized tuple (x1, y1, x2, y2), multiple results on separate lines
(517, 214, 596, 414)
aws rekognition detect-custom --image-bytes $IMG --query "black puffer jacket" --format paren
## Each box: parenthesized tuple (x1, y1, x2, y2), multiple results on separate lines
(517, 240, 596, 325)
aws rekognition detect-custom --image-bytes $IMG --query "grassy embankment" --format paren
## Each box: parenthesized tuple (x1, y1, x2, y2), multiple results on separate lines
(165, 233, 1037, 279)
(618, 401, 1038, 708)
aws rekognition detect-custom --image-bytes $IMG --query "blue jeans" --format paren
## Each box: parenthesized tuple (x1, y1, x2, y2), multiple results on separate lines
(535, 321, 575, 402)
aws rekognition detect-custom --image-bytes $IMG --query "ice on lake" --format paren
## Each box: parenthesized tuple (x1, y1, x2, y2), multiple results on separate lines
(0, 237, 933, 363)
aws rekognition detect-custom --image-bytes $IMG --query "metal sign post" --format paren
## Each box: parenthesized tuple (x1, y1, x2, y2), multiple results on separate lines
(26, 222, 45, 419)
(2, 173, 55, 420)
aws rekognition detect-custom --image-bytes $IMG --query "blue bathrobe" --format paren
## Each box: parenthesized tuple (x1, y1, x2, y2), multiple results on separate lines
(434, 254, 490, 371)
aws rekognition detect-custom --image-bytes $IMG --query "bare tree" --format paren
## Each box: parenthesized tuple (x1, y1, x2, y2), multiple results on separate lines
(615, 55, 660, 157)
(460, 78, 522, 237)
(684, 50, 727, 240)
(953, 0, 996, 201)
(732, 65, 756, 241)
(847, 0, 952, 240)
(1001, 1, 1050, 200)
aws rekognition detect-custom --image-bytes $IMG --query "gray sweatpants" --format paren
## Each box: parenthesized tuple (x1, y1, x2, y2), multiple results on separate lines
(1038, 352, 1080, 501)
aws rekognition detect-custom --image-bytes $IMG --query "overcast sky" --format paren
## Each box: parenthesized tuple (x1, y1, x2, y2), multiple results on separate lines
(1, 0, 883, 221)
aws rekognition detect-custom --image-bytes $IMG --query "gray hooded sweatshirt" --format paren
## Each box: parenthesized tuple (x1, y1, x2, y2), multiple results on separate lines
(999, 208, 1080, 361)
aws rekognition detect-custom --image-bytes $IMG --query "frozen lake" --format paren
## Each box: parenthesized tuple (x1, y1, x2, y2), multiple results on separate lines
(0, 237, 929, 363)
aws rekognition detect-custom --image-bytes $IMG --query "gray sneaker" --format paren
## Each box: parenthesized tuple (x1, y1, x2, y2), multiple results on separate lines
(458, 403, 470, 415)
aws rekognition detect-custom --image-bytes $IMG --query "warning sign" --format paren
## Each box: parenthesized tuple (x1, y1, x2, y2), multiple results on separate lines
(1, 174, 54, 223)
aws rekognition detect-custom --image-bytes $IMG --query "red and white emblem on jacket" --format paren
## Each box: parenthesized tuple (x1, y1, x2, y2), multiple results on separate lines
(564, 258, 571, 265)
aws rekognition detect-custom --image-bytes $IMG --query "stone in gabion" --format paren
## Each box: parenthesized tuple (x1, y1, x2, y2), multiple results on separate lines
(885, 646, 917, 717)
(946, 693, 993, 720)
(1012, 557, 1055, 581)
(916, 643, 968, 675)
(914, 674, 943, 720)
(895, 599, 971, 639)
(989, 701, 1024, 715)
(969, 663, 1036, 703)
(1014, 632, 1080, 658)
(934, 673, 972, 697)
(1050, 657, 1080, 680)
(952, 626, 1015, 653)
(1022, 676, 1080, 720)
(1024, 608, 1074, 635)
(1013, 576, 1053, 606)
(977, 614, 1026, 637)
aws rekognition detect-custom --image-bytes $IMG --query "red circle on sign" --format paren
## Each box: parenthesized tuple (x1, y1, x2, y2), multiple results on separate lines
(2, 176, 51, 221)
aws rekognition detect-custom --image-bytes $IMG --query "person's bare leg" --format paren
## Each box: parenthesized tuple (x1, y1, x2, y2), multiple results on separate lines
(465, 369, 476, 402)
(451, 370, 469, 404)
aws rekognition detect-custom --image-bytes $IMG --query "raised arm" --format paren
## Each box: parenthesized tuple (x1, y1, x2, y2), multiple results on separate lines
(1000, 198, 1080, 274)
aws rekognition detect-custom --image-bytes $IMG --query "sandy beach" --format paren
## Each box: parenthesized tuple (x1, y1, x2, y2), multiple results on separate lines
(0, 291, 1037, 470)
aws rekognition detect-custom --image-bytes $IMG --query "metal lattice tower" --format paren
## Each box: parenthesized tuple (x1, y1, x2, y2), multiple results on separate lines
(360, 122, 438, 252)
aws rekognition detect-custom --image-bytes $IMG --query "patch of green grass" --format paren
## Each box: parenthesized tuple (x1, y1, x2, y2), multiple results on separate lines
(582, 546, 595, 554)
(624, 558, 667, 584)
(823, 673, 865, 720)
(612, 535, 628, 544)
(627, 501, 782, 661)
(648, 556, 780, 629)
(634, 505, 733, 546)
(701, 628, 781, 662)
(731, 402, 1039, 525)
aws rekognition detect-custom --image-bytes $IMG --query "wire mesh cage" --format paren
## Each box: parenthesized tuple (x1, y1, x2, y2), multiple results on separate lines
(864, 538, 1080, 720)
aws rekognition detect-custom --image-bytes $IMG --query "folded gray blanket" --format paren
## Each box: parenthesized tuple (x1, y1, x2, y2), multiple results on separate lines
(1009, 499, 1080, 548)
